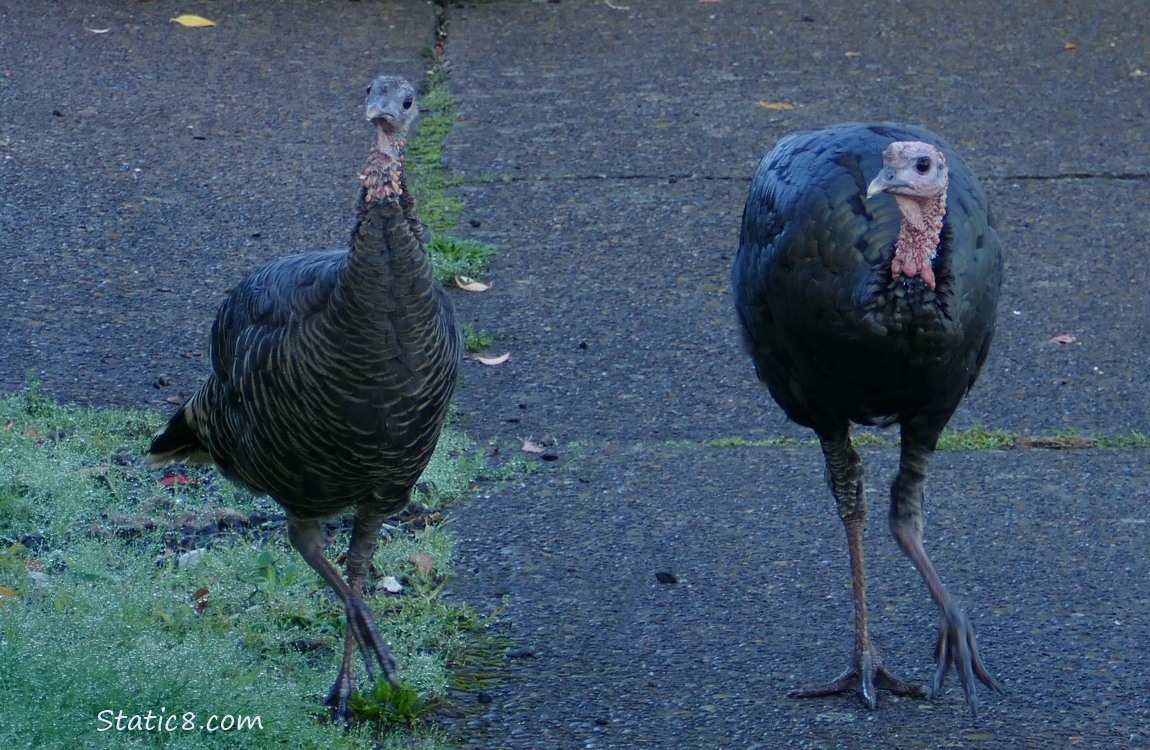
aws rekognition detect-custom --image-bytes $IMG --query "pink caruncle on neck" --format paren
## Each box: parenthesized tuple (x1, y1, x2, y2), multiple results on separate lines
(890, 190, 946, 289)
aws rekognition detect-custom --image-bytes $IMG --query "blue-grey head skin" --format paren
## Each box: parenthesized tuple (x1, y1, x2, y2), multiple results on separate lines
(365, 75, 417, 139)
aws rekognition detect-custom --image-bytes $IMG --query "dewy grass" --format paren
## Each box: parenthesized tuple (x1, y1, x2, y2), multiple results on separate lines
(0, 388, 483, 748)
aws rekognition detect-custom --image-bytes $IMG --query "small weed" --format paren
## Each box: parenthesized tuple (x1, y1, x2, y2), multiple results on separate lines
(430, 235, 497, 283)
(350, 680, 431, 728)
(247, 548, 303, 595)
(462, 324, 494, 353)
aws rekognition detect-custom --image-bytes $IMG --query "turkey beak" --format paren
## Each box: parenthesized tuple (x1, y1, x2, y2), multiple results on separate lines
(866, 170, 903, 199)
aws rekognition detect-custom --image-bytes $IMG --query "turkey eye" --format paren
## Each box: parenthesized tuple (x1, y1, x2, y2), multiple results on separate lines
(915, 157, 932, 174)
(402, 96, 414, 110)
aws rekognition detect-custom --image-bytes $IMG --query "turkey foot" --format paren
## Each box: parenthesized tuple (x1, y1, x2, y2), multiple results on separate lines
(790, 648, 927, 709)
(322, 594, 400, 722)
(931, 600, 1003, 716)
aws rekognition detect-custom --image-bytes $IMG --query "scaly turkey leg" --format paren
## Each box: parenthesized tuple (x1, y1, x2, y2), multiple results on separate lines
(790, 431, 927, 707)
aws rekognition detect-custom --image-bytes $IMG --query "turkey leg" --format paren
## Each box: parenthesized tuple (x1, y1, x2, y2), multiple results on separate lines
(790, 431, 927, 708)
(287, 514, 399, 721)
(890, 429, 1002, 717)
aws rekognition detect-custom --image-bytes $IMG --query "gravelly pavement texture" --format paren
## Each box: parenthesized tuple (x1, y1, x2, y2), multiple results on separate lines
(3, 0, 1149, 748)
(0, 0, 436, 405)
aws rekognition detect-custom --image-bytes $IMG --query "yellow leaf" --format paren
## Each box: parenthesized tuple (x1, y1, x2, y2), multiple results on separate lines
(845, 51, 861, 58)
(757, 101, 795, 111)
(475, 352, 510, 366)
(171, 14, 216, 28)
(0, 586, 17, 599)
(1064, 41, 1077, 51)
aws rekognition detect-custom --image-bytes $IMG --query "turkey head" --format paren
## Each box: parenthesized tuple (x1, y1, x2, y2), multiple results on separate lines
(866, 141, 948, 289)
(363, 75, 418, 203)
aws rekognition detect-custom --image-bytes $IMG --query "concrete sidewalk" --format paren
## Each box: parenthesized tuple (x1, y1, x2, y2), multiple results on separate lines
(2, 0, 1147, 747)
(441, 1, 1150, 748)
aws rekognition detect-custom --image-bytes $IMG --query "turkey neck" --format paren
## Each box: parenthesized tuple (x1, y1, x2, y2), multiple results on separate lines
(890, 191, 946, 290)
(343, 189, 441, 324)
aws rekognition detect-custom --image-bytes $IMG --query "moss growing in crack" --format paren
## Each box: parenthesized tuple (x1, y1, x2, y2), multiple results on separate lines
(692, 427, 1150, 452)
(407, 61, 496, 285)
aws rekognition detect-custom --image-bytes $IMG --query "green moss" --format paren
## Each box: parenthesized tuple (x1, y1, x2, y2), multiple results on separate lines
(406, 47, 496, 285)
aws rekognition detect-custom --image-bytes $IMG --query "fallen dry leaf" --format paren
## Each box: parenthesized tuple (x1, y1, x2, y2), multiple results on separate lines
(476, 352, 510, 366)
(1064, 42, 1077, 51)
(380, 575, 404, 594)
(171, 14, 216, 27)
(522, 440, 547, 454)
(409, 552, 435, 576)
(1050, 333, 1077, 345)
(159, 475, 200, 488)
(455, 276, 491, 292)
(0, 585, 17, 600)
(757, 101, 795, 110)
(192, 586, 210, 613)
(845, 51, 861, 57)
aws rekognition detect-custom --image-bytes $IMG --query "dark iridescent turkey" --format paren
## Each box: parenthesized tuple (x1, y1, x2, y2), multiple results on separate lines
(146, 75, 461, 721)
(732, 123, 1003, 716)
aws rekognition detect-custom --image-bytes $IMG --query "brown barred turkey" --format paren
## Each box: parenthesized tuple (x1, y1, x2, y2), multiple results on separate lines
(147, 75, 461, 721)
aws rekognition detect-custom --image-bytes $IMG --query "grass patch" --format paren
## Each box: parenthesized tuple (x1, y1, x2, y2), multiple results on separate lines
(0, 387, 488, 748)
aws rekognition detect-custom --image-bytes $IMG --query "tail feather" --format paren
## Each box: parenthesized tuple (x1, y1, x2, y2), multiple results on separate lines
(145, 406, 211, 469)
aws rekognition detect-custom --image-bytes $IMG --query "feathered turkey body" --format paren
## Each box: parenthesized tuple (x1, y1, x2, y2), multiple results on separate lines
(733, 123, 1003, 716)
(146, 75, 461, 720)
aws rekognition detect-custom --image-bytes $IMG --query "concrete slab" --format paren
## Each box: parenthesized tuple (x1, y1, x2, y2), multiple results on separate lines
(0, 0, 438, 403)
(446, 0, 1150, 442)
(445, 0, 1150, 181)
(448, 443, 1150, 749)
(450, 178, 1150, 443)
